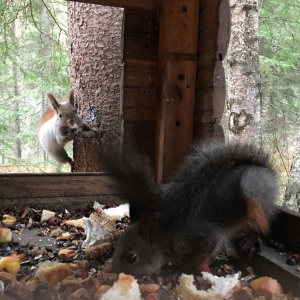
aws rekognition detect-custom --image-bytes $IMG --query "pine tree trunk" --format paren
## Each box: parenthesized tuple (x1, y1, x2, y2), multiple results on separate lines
(227, 0, 262, 145)
(67, 3, 123, 171)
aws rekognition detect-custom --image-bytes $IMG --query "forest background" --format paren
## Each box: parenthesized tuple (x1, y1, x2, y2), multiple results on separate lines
(0, 0, 299, 209)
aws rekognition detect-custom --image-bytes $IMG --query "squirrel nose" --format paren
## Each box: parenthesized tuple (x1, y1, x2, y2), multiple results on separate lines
(69, 119, 75, 126)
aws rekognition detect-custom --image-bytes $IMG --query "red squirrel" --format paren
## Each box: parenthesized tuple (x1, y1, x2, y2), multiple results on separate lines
(108, 141, 279, 277)
(37, 89, 93, 169)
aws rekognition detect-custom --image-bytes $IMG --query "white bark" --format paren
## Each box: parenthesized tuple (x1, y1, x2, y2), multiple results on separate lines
(227, 0, 262, 145)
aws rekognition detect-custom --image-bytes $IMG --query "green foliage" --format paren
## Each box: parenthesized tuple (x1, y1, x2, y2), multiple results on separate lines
(259, 0, 300, 183)
(2, 0, 298, 178)
(0, 0, 70, 171)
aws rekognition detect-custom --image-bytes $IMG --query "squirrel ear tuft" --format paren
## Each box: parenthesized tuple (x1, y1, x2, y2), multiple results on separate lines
(68, 89, 75, 106)
(46, 92, 60, 112)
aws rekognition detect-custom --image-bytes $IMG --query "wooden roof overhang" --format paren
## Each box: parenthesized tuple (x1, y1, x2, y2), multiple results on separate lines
(69, 0, 231, 182)
(69, 0, 158, 9)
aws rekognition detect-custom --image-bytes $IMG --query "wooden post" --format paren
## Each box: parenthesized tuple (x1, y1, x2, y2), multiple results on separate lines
(155, 0, 200, 183)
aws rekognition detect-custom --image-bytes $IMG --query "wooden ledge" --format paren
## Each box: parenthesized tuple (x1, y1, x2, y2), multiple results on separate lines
(252, 246, 300, 295)
(0, 173, 123, 208)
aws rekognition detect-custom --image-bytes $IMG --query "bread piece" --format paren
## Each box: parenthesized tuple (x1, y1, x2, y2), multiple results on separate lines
(35, 261, 78, 287)
(0, 228, 12, 243)
(250, 276, 282, 297)
(175, 272, 241, 300)
(101, 273, 141, 300)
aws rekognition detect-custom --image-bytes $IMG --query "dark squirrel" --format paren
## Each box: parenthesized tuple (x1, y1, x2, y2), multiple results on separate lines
(108, 141, 279, 277)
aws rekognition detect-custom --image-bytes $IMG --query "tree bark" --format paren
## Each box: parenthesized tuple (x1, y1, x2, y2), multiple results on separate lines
(284, 136, 300, 212)
(67, 3, 123, 171)
(12, 21, 21, 159)
(227, 0, 262, 145)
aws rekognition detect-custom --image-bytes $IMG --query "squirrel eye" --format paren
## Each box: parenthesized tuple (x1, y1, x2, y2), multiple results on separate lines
(58, 113, 62, 118)
(126, 251, 138, 264)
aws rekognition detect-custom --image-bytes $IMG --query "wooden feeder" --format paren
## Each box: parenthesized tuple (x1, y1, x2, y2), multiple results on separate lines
(0, 1, 299, 294)
(70, 0, 231, 182)
(0, 0, 230, 208)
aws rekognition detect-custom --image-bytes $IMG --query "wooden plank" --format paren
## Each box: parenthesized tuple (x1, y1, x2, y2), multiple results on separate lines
(123, 107, 156, 121)
(155, 0, 200, 183)
(199, 0, 221, 13)
(250, 207, 300, 295)
(196, 69, 215, 89)
(193, 0, 228, 141)
(123, 58, 157, 68)
(123, 36, 158, 60)
(194, 64, 226, 136)
(123, 64, 158, 88)
(0, 173, 125, 208)
(123, 7, 159, 60)
(123, 120, 156, 162)
(68, 0, 158, 10)
(122, 7, 159, 163)
(193, 124, 224, 141)
(271, 207, 300, 251)
(123, 87, 157, 109)
(0, 195, 123, 209)
(123, 8, 159, 60)
(252, 247, 300, 295)
(123, 7, 159, 37)
(0, 173, 120, 199)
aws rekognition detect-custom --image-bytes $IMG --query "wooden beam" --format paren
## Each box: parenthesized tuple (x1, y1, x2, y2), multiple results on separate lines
(0, 173, 122, 208)
(68, 0, 158, 10)
(271, 207, 300, 251)
(252, 247, 300, 295)
(193, 0, 230, 140)
(122, 7, 159, 165)
(155, 0, 200, 183)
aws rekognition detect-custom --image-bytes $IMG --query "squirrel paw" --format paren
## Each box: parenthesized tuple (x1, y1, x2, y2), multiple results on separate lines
(235, 233, 264, 260)
(71, 129, 103, 138)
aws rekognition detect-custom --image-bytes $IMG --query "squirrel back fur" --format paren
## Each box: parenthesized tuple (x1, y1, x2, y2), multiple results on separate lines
(161, 142, 277, 232)
(110, 141, 279, 277)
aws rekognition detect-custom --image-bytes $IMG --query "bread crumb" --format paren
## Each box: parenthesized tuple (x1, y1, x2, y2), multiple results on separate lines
(202, 272, 240, 296)
(101, 273, 141, 300)
(250, 276, 282, 296)
(175, 272, 241, 300)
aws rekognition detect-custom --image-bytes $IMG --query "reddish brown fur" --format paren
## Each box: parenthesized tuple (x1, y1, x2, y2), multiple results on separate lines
(175, 201, 270, 269)
(224, 198, 270, 238)
(37, 108, 55, 133)
(246, 199, 270, 234)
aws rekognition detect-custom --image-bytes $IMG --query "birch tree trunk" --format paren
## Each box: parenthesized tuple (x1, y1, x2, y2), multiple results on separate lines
(41, 0, 51, 164)
(227, 0, 262, 145)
